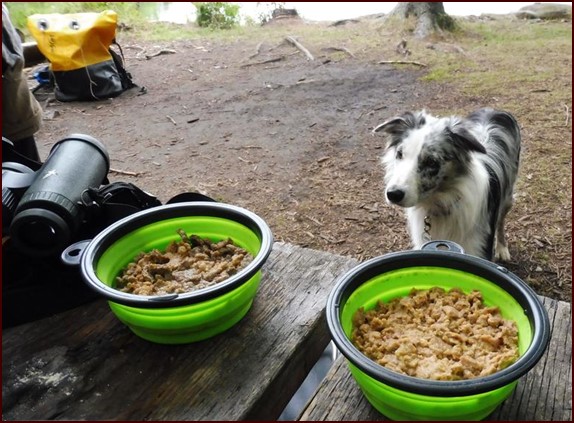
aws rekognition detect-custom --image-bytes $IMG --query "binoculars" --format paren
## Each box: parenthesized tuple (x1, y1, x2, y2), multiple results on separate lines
(2, 134, 109, 257)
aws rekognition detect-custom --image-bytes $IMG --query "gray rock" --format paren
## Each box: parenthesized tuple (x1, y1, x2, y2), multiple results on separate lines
(515, 3, 572, 20)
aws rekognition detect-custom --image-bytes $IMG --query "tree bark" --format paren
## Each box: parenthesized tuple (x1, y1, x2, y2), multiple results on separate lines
(387, 2, 456, 38)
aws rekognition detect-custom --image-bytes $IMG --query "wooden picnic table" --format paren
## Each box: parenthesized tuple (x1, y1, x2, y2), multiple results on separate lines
(2, 242, 571, 421)
(2, 242, 357, 420)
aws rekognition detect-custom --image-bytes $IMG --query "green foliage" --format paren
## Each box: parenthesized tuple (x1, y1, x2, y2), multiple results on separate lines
(194, 2, 240, 29)
(4, 2, 143, 31)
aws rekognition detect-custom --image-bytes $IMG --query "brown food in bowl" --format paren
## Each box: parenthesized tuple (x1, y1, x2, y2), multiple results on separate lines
(115, 229, 254, 295)
(351, 286, 519, 380)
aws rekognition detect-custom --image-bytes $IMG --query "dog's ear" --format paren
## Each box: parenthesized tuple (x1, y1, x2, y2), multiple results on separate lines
(373, 111, 425, 136)
(447, 126, 487, 154)
(373, 117, 409, 135)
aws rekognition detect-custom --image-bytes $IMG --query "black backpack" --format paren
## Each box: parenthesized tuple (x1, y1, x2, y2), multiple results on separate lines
(27, 11, 138, 102)
(51, 39, 137, 102)
(109, 40, 137, 92)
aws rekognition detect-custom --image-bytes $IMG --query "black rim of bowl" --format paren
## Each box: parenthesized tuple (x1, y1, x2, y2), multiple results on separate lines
(326, 249, 551, 397)
(80, 201, 273, 308)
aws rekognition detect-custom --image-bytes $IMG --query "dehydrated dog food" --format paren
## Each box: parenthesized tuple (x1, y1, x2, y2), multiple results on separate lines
(352, 287, 519, 380)
(115, 229, 254, 295)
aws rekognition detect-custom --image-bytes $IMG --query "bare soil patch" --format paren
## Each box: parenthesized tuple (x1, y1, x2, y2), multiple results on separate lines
(33, 19, 571, 302)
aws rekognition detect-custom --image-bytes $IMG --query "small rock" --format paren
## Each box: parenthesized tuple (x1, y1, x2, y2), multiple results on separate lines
(515, 3, 572, 20)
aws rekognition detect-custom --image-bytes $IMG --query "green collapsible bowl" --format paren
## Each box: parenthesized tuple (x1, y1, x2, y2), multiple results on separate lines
(326, 241, 550, 421)
(71, 202, 273, 344)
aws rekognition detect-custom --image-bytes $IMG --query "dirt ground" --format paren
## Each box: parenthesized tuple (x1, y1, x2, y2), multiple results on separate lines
(31, 19, 571, 303)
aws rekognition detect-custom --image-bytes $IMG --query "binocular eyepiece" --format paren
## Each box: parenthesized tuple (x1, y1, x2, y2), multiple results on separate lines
(2, 134, 110, 257)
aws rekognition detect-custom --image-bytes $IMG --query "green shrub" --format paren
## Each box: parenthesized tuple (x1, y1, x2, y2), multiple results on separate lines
(194, 2, 239, 29)
(4, 2, 143, 31)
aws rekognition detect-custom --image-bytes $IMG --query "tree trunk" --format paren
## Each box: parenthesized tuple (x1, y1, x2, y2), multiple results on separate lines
(387, 2, 456, 38)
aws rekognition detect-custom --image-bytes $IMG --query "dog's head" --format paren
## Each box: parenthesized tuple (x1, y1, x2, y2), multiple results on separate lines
(373, 110, 487, 208)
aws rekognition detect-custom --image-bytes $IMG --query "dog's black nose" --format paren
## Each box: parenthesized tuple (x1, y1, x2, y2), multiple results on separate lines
(387, 189, 405, 203)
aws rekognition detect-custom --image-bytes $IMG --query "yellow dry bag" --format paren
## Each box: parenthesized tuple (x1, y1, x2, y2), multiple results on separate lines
(27, 10, 134, 101)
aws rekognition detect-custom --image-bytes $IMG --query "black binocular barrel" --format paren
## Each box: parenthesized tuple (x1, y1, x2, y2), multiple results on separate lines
(10, 134, 110, 257)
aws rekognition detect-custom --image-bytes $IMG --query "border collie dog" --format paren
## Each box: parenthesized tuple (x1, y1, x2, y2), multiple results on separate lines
(373, 108, 521, 261)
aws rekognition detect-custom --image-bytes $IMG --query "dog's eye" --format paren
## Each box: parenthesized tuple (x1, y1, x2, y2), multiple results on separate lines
(423, 157, 440, 169)
(396, 148, 403, 159)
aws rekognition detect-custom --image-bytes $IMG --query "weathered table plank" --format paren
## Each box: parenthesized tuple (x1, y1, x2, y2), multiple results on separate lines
(2, 242, 358, 421)
(299, 297, 572, 421)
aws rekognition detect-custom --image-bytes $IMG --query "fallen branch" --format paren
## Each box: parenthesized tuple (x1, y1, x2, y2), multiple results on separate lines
(248, 42, 263, 59)
(144, 49, 177, 60)
(296, 79, 316, 85)
(166, 115, 177, 125)
(321, 46, 355, 58)
(357, 104, 387, 120)
(378, 60, 427, 67)
(190, 44, 209, 52)
(240, 56, 284, 68)
(110, 168, 140, 177)
(285, 36, 314, 61)
(304, 231, 316, 239)
(230, 145, 263, 150)
(318, 233, 336, 243)
(305, 215, 324, 226)
(565, 104, 570, 126)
